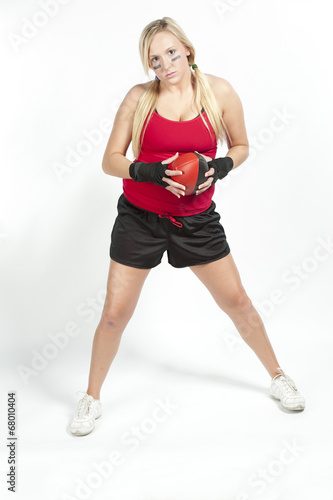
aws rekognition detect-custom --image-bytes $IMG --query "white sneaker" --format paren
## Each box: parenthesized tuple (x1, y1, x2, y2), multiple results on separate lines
(270, 368, 305, 410)
(70, 391, 102, 436)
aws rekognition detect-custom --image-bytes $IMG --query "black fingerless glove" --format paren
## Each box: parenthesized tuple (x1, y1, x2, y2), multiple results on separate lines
(209, 156, 234, 185)
(129, 161, 169, 188)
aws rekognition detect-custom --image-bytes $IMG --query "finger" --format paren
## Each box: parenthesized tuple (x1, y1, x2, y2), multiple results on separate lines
(162, 152, 179, 164)
(195, 151, 212, 162)
(164, 169, 183, 176)
(196, 184, 212, 195)
(197, 178, 213, 190)
(194, 150, 205, 160)
(198, 178, 212, 188)
(163, 177, 186, 191)
(166, 186, 186, 198)
(204, 167, 215, 177)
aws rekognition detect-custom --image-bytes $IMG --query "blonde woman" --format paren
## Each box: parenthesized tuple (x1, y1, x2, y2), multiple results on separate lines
(70, 17, 305, 436)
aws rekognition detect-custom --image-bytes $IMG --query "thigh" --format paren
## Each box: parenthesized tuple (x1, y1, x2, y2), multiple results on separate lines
(102, 259, 151, 319)
(190, 253, 249, 311)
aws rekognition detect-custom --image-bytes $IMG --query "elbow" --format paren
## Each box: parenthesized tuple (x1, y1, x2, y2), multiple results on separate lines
(101, 161, 108, 174)
(238, 143, 249, 161)
(102, 155, 108, 174)
(102, 154, 114, 175)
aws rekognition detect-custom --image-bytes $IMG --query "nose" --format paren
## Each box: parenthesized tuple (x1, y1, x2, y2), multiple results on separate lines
(162, 57, 172, 72)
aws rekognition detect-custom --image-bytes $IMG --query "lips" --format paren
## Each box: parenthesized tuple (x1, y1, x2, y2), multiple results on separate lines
(166, 72, 176, 78)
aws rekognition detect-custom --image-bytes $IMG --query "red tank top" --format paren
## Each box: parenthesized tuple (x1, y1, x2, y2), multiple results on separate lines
(123, 108, 218, 216)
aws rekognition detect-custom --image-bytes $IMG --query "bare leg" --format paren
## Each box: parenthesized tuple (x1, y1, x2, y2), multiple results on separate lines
(86, 260, 151, 399)
(190, 253, 281, 379)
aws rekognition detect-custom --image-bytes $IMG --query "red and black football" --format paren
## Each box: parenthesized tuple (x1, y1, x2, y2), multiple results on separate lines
(169, 152, 209, 195)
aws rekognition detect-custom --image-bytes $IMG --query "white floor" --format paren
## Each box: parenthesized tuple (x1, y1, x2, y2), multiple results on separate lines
(2, 0, 333, 497)
(1, 293, 332, 500)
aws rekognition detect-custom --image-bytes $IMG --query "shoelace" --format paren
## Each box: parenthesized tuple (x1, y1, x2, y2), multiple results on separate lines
(274, 374, 298, 395)
(158, 214, 183, 228)
(75, 391, 91, 418)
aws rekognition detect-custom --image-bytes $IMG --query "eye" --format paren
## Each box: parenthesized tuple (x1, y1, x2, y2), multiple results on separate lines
(169, 49, 175, 55)
(151, 57, 158, 63)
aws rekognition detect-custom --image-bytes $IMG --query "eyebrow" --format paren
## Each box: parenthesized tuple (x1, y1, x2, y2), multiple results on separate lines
(149, 46, 176, 58)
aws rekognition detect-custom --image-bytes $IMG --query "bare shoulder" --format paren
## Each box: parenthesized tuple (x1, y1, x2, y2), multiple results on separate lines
(120, 82, 151, 113)
(204, 74, 239, 110)
(204, 73, 232, 91)
(102, 81, 152, 161)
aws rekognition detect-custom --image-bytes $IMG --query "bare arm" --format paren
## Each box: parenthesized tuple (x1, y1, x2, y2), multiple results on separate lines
(102, 84, 147, 178)
(196, 76, 250, 193)
(218, 78, 249, 168)
(101, 83, 185, 197)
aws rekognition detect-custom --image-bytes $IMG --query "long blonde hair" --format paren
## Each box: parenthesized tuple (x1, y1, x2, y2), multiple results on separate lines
(132, 17, 232, 158)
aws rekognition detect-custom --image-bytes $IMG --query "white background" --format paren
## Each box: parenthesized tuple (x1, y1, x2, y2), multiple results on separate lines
(1, 1, 333, 499)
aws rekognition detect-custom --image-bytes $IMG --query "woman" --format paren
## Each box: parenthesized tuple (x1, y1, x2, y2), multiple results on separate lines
(70, 17, 305, 436)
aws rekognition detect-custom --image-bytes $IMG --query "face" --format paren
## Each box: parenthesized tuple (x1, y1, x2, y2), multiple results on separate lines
(148, 31, 191, 82)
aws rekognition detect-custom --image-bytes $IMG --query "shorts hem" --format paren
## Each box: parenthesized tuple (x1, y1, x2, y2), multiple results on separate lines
(168, 248, 231, 269)
(110, 255, 161, 270)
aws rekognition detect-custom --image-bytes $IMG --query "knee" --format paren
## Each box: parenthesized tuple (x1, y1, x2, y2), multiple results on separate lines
(100, 303, 132, 329)
(225, 292, 253, 315)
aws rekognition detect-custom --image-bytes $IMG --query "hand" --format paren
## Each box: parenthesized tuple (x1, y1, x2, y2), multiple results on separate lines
(194, 151, 214, 195)
(194, 151, 234, 195)
(162, 153, 186, 199)
(129, 153, 186, 198)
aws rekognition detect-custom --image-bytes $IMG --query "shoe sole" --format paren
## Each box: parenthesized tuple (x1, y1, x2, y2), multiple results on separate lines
(71, 428, 94, 436)
(70, 411, 102, 436)
(271, 392, 305, 410)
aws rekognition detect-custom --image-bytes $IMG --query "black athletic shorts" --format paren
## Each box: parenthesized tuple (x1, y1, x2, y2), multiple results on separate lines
(110, 194, 230, 269)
